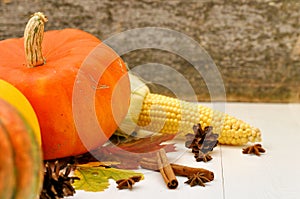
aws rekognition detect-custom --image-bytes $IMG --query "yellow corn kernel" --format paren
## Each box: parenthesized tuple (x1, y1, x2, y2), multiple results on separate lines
(136, 93, 262, 145)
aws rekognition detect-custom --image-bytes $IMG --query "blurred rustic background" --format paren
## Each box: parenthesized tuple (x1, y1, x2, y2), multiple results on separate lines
(1, 0, 300, 102)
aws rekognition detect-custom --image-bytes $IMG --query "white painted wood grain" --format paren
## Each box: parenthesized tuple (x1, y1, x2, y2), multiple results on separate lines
(68, 103, 300, 199)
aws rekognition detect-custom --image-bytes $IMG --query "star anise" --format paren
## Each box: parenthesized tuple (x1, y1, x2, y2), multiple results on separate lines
(116, 176, 142, 190)
(40, 161, 80, 199)
(185, 172, 211, 187)
(243, 144, 266, 156)
(185, 123, 219, 162)
(242, 144, 266, 156)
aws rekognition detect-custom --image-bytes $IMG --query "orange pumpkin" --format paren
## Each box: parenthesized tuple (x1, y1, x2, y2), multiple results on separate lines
(0, 98, 43, 199)
(0, 12, 130, 159)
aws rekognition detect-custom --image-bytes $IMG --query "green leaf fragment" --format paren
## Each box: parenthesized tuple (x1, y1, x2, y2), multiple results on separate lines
(73, 166, 144, 192)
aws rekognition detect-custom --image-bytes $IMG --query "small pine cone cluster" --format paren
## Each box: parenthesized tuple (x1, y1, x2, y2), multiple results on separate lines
(185, 123, 219, 162)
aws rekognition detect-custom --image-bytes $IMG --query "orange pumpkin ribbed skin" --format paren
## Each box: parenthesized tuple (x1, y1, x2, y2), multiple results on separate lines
(0, 99, 43, 199)
(0, 28, 130, 160)
(0, 119, 15, 199)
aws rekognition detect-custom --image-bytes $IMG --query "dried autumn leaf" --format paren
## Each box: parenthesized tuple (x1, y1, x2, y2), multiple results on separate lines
(78, 134, 177, 169)
(73, 164, 144, 192)
(114, 134, 176, 153)
(73, 171, 109, 192)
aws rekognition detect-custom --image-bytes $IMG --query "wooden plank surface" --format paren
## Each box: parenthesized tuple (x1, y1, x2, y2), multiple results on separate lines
(222, 103, 300, 199)
(69, 103, 300, 199)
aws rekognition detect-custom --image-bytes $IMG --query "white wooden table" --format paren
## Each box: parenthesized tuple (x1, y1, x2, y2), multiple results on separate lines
(69, 103, 300, 199)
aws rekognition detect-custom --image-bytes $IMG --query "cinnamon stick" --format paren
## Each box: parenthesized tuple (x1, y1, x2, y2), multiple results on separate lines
(140, 158, 159, 170)
(170, 163, 214, 181)
(156, 149, 178, 189)
(140, 157, 214, 181)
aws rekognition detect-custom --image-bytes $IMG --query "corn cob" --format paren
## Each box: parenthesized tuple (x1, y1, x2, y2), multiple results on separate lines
(118, 74, 262, 145)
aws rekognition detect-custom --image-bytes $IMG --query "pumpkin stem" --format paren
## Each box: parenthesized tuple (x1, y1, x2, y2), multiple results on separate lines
(24, 12, 48, 68)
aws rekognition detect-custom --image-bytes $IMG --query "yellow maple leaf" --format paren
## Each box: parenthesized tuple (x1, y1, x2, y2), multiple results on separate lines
(73, 162, 144, 192)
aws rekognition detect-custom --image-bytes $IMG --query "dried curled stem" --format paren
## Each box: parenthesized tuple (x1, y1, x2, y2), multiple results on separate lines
(24, 12, 48, 68)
